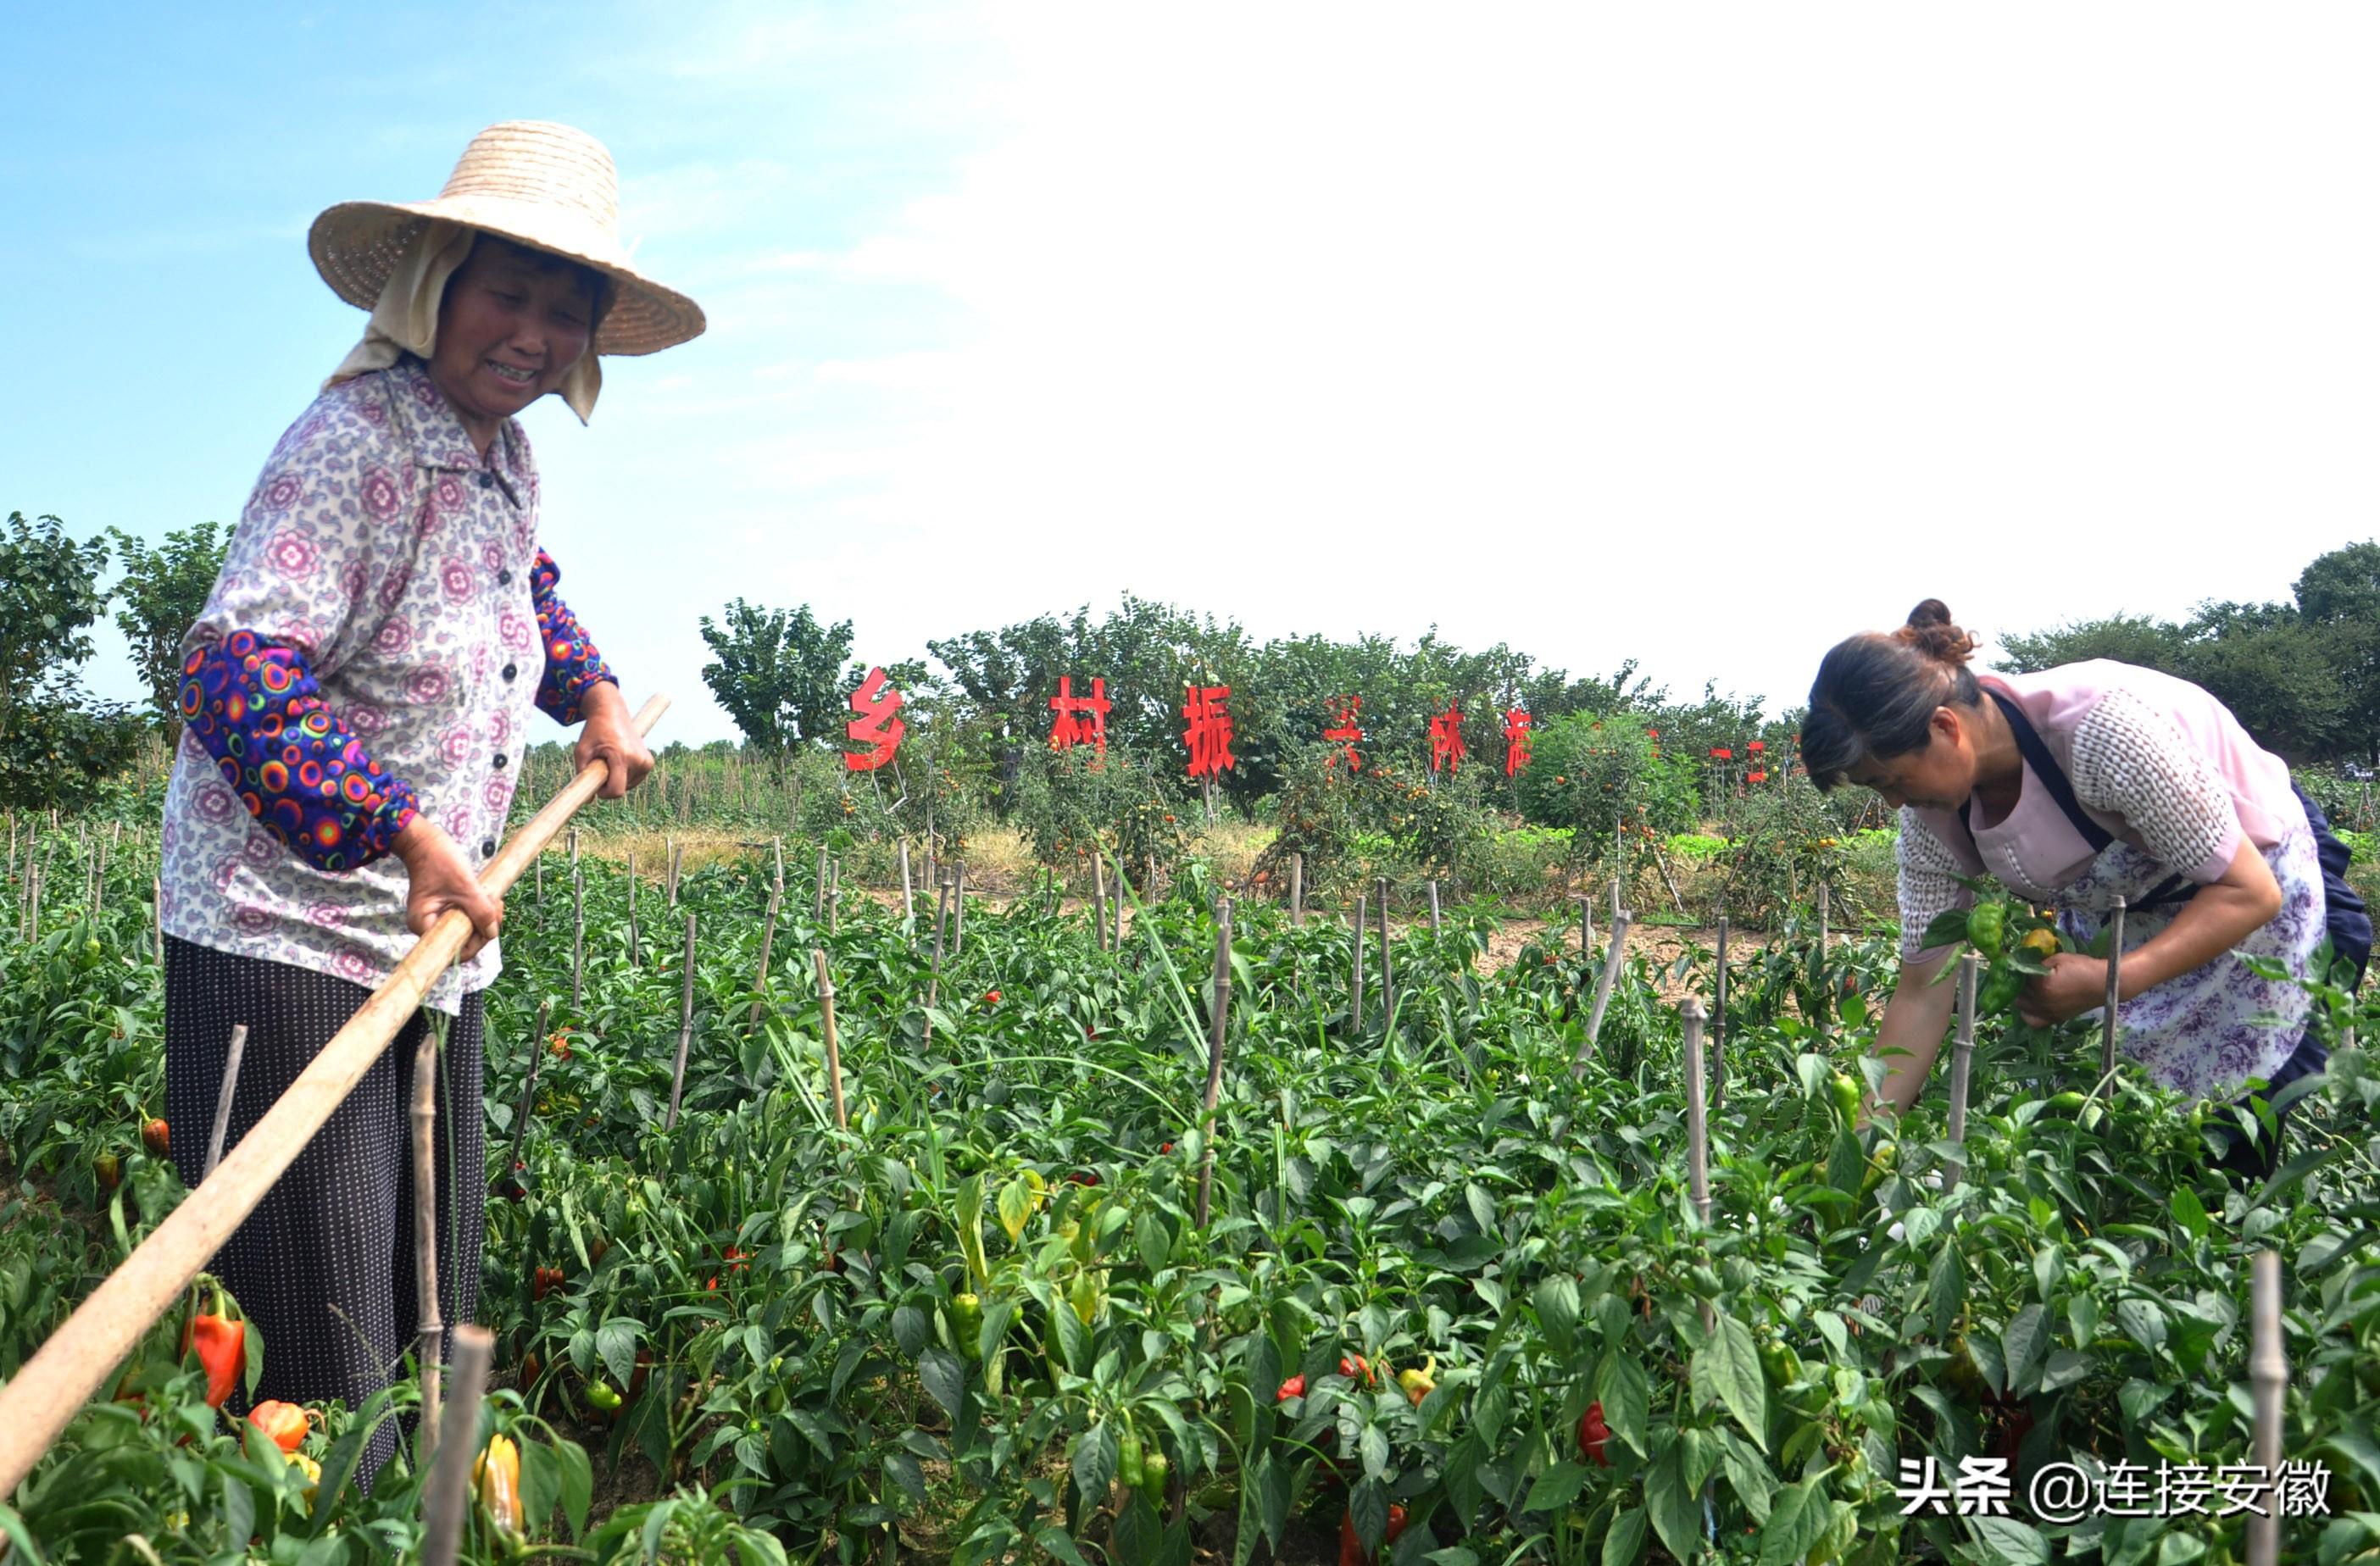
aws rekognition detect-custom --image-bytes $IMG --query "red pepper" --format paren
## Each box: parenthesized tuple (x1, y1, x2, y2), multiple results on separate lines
(1276, 1374, 1306, 1402)
(1067, 1171, 1101, 1187)
(1339, 1354, 1375, 1387)
(183, 1285, 244, 1409)
(984, 989, 1002, 1005)
(142, 1118, 170, 1157)
(532, 1266, 565, 1301)
(1338, 1505, 1410, 1566)
(1577, 1401, 1610, 1466)
(247, 1399, 309, 1453)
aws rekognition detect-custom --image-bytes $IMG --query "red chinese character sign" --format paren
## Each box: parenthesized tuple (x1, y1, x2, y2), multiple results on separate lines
(1183, 685, 1236, 778)
(1429, 703, 1466, 775)
(1048, 676, 1111, 756)
(1324, 695, 1365, 772)
(844, 666, 904, 772)
(1502, 708, 1532, 777)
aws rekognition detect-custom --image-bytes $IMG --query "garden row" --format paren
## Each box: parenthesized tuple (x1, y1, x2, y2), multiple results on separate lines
(3, 776, 2380, 1563)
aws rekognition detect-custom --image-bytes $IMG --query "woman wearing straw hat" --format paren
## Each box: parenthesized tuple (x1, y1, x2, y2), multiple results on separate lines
(159, 121, 700, 1480)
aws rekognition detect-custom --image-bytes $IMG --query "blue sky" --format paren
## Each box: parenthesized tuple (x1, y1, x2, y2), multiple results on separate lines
(8, 3, 2380, 745)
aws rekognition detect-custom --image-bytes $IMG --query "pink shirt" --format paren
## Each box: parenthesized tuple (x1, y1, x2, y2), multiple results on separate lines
(1898, 660, 2301, 958)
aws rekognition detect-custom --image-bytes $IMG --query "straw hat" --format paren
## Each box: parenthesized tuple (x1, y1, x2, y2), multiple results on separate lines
(308, 120, 704, 357)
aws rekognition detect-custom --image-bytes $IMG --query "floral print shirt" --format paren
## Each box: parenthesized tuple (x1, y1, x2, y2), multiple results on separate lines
(162, 356, 615, 1012)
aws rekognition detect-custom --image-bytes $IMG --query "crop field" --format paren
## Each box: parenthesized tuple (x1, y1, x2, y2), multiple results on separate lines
(5, 772, 2380, 1566)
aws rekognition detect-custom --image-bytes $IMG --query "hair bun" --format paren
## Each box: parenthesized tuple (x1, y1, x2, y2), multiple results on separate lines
(1896, 599, 1977, 665)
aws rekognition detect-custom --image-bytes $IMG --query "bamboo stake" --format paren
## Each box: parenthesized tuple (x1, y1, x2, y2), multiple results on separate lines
(1115, 861, 1126, 949)
(1351, 891, 1366, 1031)
(926, 876, 949, 1011)
(1682, 997, 1711, 1225)
(898, 840, 915, 944)
(815, 846, 829, 922)
(569, 826, 579, 872)
(503, 1002, 548, 1194)
(203, 1026, 248, 1180)
(410, 1025, 444, 1472)
(1944, 952, 1980, 1192)
(2100, 895, 2127, 1081)
(666, 834, 679, 907)
(749, 880, 782, 1025)
(667, 914, 698, 1130)
(152, 876, 164, 968)
(1574, 910, 1632, 1070)
(419, 1324, 492, 1566)
(570, 865, 585, 1013)
(1288, 852, 1303, 927)
(2247, 1250, 2284, 1566)
(1427, 880, 1441, 935)
(627, 852, 639, 968)
(1712, 917, 1729, 1113)
(1092, 854, 1109, 952)
(952, 861, 966, 956)
(1195, 899, 1233, 1227)
(773, 835, 784, 891)
(815, 949, 848, 1131)
(1580, 895, 1593, 956)
(1683, 996, 1718, 1336)
(828, 858, 840, 935)
(1376, 877, 1394, 1019)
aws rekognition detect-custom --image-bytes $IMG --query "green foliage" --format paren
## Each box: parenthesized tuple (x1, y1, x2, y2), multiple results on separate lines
(1007, 743, 1186, 883)
(1515, 713, 1697, 858)
(1999, 541, 2380, 762)
(0, 514, 141, 812)
(697, 599, 858, 754)
(107, 522, 229, 731)
(12, 792, 2380, 1561)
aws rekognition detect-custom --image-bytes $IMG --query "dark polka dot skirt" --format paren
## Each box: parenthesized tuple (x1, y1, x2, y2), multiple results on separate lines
(164, 936, 485, 1490)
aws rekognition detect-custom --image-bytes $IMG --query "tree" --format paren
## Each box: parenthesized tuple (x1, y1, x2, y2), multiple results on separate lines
(109, 522, 229, 735)
(696, 599, 855, 753)
(0, 513, 140, 810)
(2294, 541, 2380, 759)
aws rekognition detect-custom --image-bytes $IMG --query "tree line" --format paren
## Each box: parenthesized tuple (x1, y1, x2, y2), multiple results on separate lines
(6, 508, 2371, 816)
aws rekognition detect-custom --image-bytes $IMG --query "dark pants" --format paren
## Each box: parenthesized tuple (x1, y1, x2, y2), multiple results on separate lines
(2212, 786, 2369, 1184)
(164, 937, 485, 1488)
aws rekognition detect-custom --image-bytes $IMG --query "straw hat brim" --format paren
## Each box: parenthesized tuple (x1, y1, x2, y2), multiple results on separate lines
(309, 197, 705, 358)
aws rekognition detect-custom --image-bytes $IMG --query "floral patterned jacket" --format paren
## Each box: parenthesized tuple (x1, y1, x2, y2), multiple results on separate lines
(161, 356, 614, 1010)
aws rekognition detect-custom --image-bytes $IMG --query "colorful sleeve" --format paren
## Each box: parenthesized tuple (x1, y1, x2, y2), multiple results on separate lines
(177, 630, 420, 872)
(531, 548, 618, 725)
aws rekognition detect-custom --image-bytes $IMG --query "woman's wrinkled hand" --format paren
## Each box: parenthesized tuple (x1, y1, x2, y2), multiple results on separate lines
(393, 819, 505, 961)
(2017, 952, 2110, 1028)
(573, 682, 653, 801)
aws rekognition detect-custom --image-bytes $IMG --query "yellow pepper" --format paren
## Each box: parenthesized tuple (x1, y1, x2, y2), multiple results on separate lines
(475, 1433, 523, 1541)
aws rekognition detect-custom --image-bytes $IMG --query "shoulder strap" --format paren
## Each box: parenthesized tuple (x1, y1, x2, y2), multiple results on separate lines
(1959, 686, 2115, 854)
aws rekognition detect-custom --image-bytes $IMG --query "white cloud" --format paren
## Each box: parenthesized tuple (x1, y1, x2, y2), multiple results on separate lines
(645, 0, 2380, 730)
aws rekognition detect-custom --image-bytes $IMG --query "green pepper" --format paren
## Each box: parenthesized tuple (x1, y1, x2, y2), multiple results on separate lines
(1829, 1072, 1863, 1127)
(1978, 967, 2024, 1016)
(1967, 902, 2006, 961)
(585, 1380, 622, 1413)
(1140, 1448, 1170, 1511)
(950, 1292, 984, 1361)
(1117, 1428, 1145, 1491)
(2045, 1091, 2088, 1114)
